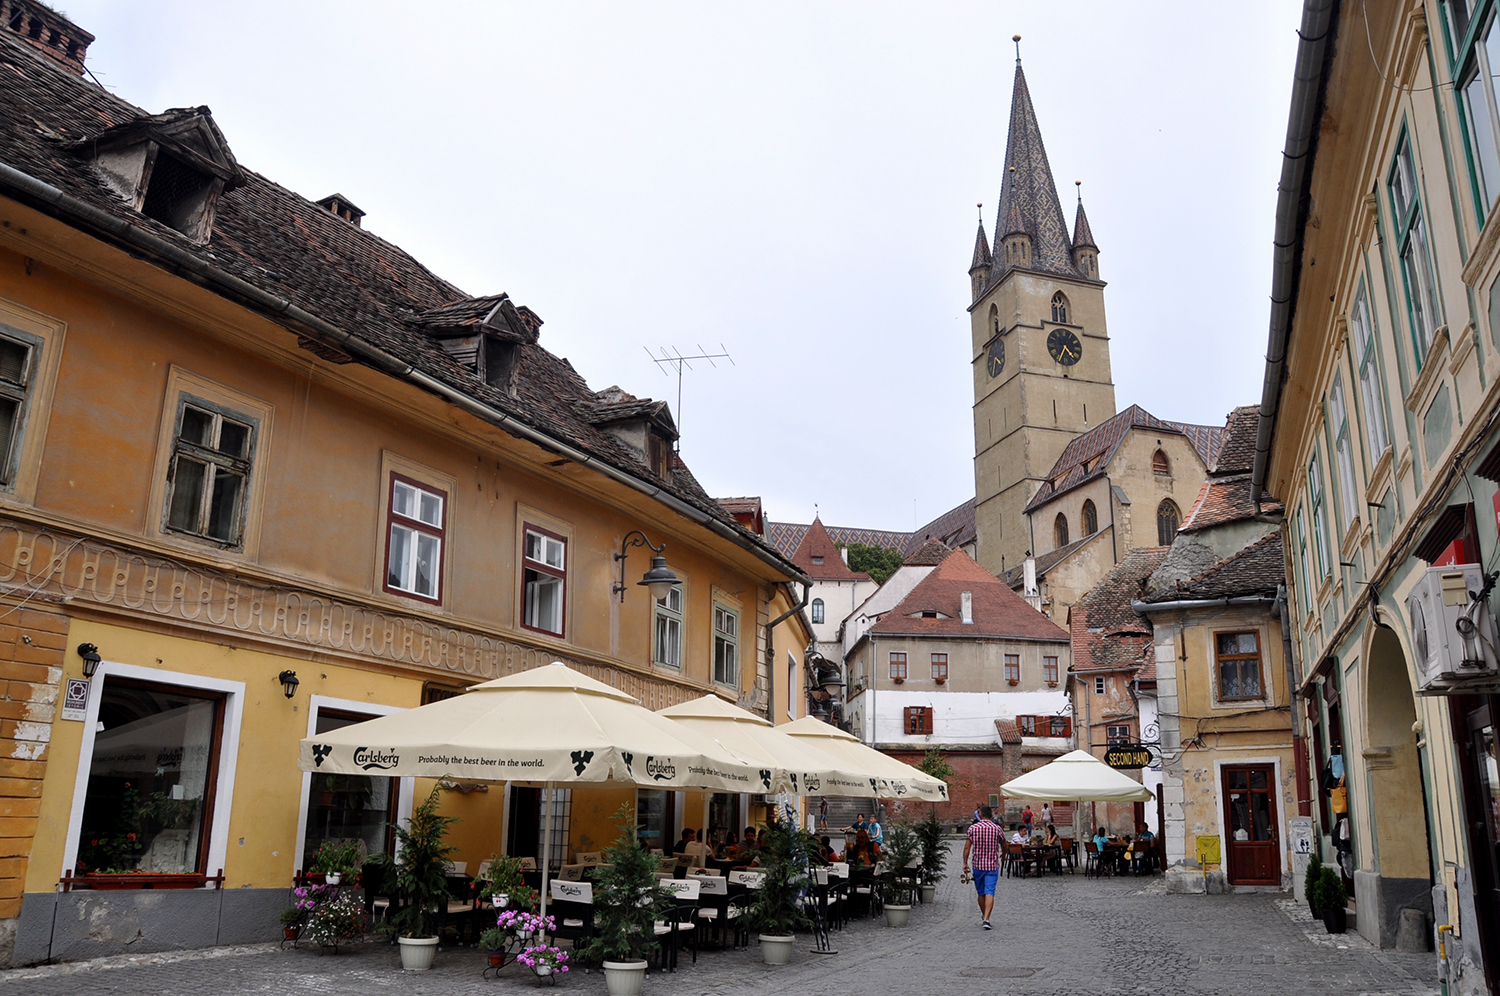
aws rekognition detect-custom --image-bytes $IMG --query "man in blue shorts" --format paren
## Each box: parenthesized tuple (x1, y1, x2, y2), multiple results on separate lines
(963, 804, 1003, 929)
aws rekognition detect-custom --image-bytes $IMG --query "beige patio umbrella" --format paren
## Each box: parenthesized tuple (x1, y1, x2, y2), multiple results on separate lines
(297, 662, 764, 917)
(778, 716, 949, 802)
(657, 695, 877, 797)
(998, 749, 1155, 803)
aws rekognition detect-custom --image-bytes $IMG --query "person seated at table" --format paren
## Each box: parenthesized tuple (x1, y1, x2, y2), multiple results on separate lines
(843, 813, 868, 835)
(818, 835, 838, 863)
(1093, 826, 1109, 854)
(1043, 823, 1061, 847)
(671, 828, 696, 855)
(732, 828, 758, 861)
(717, 830, 738, 859)
(847, 829, 878, 868)
(1133, 824, 1156, 872)
(1010, 825, 1029, 845)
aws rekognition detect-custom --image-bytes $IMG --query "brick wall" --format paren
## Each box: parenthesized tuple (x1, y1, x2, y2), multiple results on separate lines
(0, 603, 65, 926)
(883, 749, 1007, 828)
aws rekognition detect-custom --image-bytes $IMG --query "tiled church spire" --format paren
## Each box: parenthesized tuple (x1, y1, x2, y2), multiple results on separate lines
(970, 211, 992, 271)
(989, 59, 1080, 279)
(1072, 196, 1097, 250)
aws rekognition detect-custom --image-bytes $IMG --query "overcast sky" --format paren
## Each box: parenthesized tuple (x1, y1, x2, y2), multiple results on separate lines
(62, 1, 1302, 534)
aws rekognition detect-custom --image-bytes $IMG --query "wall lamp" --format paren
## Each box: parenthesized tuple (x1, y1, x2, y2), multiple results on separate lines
(277, 670, 300, 699)
(76, 643, 101, 679)
(613, 530, 681, 603)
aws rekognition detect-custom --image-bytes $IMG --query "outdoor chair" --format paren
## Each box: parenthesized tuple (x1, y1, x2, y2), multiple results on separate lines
(1058, 838, 1076, 874)
(1084, 841, 1101, 877)
(690, 873, 731, 948)
(546, 879, 594, 951)
(726, 870, 763, 948)
(653, 878, 700, 972)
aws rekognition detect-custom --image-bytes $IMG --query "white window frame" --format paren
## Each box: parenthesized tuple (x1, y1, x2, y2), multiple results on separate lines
(787, 651, 797, 721)
(294, 695, 415, 873)
(522, 525, 568, 636)
(713, 603, 739, 687)
(61, 661, 246, 883)
(1329, 377, 1359, 531)
(1308, 457, 1331, 580)
(1350, 289, 1390, 458)
(384, 474, 446, 603)
(810, 598, 825, 625)
(1094, 676, 1106, 695)
(654, 584, 684, 669)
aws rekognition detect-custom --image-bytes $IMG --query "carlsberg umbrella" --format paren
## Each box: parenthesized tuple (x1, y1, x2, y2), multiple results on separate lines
(778, 716, 949, 802)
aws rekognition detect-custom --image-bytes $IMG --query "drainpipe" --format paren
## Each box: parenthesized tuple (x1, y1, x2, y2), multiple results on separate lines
(765, 579, 811, 723)
(1275, 582, 1312, 817)
(1251, 0, 1339, 503)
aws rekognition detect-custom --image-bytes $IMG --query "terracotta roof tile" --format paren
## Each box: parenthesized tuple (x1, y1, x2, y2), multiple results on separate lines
(905, 539, 953, 566)
(1068, 547, 1166, 676)
(868, 549, 1067, 643)
(1147, 532, 1285, 601)
(1178, 476, 1283, 533)
(790, 519, 870, 581)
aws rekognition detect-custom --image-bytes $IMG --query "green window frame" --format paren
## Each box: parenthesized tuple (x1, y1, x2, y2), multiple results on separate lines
(1295, 507, 1314, 614)
(1443, 0, 1500, 221)
(1308, 456, 1331, 582)
(1388, 129, 1442, 366)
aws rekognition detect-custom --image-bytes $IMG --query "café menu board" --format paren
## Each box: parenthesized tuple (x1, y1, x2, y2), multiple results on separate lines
(1103, 744, 1153, 770)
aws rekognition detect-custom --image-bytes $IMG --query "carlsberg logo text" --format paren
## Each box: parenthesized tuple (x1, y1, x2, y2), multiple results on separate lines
(353, 747, 399, 771)
(646, 757, 676, 781)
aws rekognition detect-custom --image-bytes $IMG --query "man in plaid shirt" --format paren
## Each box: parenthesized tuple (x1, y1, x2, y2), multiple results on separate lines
(963, 805, 1003, 929)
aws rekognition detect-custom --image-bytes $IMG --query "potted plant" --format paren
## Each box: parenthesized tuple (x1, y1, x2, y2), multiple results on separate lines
(736, 814, 817, 965)
(880, 822, 921, 927)
(479, 853, 539, 912)
(915, 808, 948, 904)
(518, 942, 570, 980)
(279, 904, 307, 941)
(370, 784, 459, 970)
(305, 891, 366, 951)
(309, 838, 362, 886)
(479, 926, 508, 969)
(1304, 852, 1324, 918)
(1319, 867, 1348, 934)
(578, 805, 676, 995)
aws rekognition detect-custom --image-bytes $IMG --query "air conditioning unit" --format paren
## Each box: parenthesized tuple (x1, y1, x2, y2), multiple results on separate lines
(1406, 564, 1500, 693)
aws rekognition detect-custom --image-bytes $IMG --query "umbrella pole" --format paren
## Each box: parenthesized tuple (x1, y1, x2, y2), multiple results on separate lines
(540, 781, 553, 923)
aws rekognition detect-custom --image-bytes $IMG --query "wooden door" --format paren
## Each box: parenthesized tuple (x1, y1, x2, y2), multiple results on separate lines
(1223, 765, 1280, 885)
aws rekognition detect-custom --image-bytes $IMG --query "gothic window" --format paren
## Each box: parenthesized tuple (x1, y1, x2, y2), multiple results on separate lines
(1051, 292, 1070, 324)
(1152, 449, 1171, 475)
(1054, 512, 1069, 548)
(1081, 499, 1098, 535)
(1157, 499, 1181, 546)
(810, 598, 825, 624)
(989, 303, 1000, 336)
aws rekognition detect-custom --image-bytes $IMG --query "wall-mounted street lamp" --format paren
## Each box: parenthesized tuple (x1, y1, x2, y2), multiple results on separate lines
(612, 530, 681, 603)
(277, 670, 300, 699)
(76, 643, 101, 679)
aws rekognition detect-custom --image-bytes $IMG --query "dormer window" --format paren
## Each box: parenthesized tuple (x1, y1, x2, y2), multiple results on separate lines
(811, 555, 824, 565)
(140, 151, 216, 236)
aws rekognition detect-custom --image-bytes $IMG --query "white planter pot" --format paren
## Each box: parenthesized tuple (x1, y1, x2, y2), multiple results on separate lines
(325, 872, 342, 886)
(398, 935, 439, 971)
(534, 964, 554, 977)
(602, 959, 648, 996)
(758, 933, 796, 966)
(884, 904, 912, 928)
(920, 885, 936, 904)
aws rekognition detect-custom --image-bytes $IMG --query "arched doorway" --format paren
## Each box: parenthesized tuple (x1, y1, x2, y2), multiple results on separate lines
(1363, 626, 1433, 945)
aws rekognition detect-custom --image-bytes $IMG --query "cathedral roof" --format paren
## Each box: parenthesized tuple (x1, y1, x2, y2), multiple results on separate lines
(1072, 199, 1097, 250)
(1023, 405, 1226, 513)
(989, 62, 1082, 280)
(970, 217, 992, 271)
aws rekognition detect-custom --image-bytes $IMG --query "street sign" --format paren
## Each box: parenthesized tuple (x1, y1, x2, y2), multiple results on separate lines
(1289, 816, 1314, 855)
(1103, 743, 1153, 770)
(59, 678, 90, 722)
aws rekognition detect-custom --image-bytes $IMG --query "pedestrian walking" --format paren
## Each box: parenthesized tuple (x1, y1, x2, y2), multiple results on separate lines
(1021, 804, 1034, 833)
(819, 798, 828, 830)
(962, 804, 1003, 930)
(1042, 802, 1052, 826)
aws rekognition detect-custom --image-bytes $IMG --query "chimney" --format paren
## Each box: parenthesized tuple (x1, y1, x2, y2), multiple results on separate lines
(315, 193, 366, 228)
(960, 591, 973, 625)
(840, 547, 849, 566)
(4, 0, 93, 75)
(1023, 555, 1043, 612)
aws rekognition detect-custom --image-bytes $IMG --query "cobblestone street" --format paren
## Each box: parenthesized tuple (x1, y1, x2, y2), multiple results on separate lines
(0, 849, 1442, 996)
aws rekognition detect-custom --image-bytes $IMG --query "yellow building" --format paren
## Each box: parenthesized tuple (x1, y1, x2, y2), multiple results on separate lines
(0, 3, 809, 964)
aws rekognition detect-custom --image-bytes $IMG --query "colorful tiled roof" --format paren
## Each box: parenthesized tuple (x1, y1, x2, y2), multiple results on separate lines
(766, 522, 912, 559)
(790, 519, 870, 582)
(989, 62, 1082, 281)
(1072, 198, 1097, 250)
(868, 549, 1068, 643)
(904, 498, 977, 555)
(1024, 405, 1225, 513)
(970, 218, 992, 271)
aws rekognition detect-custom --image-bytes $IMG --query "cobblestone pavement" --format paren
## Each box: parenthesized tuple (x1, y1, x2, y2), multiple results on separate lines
(0, 847, 1442, 996)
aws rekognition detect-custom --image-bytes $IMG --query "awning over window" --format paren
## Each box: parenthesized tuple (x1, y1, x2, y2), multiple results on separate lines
(1414, 504, 1471, 564)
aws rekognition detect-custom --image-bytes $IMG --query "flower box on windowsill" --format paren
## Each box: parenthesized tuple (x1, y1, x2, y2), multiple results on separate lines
(934, 677, 946, 685)
(1046, 680, 1058, 688)
(62, 870, 224, 892)
(1007, 679, 1019, 686)
(892, 677, 904, 684)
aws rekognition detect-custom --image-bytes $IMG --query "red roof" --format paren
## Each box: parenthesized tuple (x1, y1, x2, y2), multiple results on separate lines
(1069, 547, 1167, 674)
(790, 518, 869, 581)
(868, 550, 1067, 643)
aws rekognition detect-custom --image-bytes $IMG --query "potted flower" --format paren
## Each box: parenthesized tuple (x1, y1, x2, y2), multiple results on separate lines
(1304, 852, 1324, 918)
(880, 822, 921, 927)
(305, 892, 366, 951)
(736, 814, 817, 965)
(479, 853, 539, 912)
(1319, 867, 1348, 934)
(279, 905, 308, 942)
(309, 839, 362, 886)
(915, 808, 948, 904)
(577, 805, 675, 995)
(518, 942, 570, 979)
(369, 784, 460, 970)
(479, 926, 508, 969)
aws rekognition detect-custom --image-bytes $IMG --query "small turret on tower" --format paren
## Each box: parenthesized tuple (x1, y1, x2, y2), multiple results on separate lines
(969, 203, 992, 301)
(1072, 182, 1099, 279)
(998, 187, 1033, 270)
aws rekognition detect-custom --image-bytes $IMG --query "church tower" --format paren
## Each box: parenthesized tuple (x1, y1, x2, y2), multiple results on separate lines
(970, 49, 1116, 577)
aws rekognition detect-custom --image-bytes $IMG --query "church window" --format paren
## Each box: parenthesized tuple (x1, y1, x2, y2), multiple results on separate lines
(1054, 513, 1069, 548)
(1051, 292, 1070, 324)
(1152, 449, 1171, 476)
(1156, 499, 1180, 546)
(990, 304, 1000, 336)
(811, 598, 824, 624)
(1081, 499, 1098, 535)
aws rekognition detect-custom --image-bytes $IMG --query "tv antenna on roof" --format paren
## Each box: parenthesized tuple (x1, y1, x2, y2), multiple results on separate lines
(645, 345, 734, 446)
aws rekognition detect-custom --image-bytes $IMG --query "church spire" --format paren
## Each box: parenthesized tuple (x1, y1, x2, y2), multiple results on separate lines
(1072, 182, 1099, 278)
(990, 57, 1078, 279)
(969, 204, 992, 302)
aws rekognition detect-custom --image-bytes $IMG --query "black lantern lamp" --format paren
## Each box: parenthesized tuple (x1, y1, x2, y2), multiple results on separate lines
(277, 669, 300, 699)
(76, 643, 101, 679)
(613, 530, 682, 603)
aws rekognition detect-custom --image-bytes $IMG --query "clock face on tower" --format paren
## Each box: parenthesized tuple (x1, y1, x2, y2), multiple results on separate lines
(986, 339, 1005, 379)
(1047, 328, 1083, 366)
